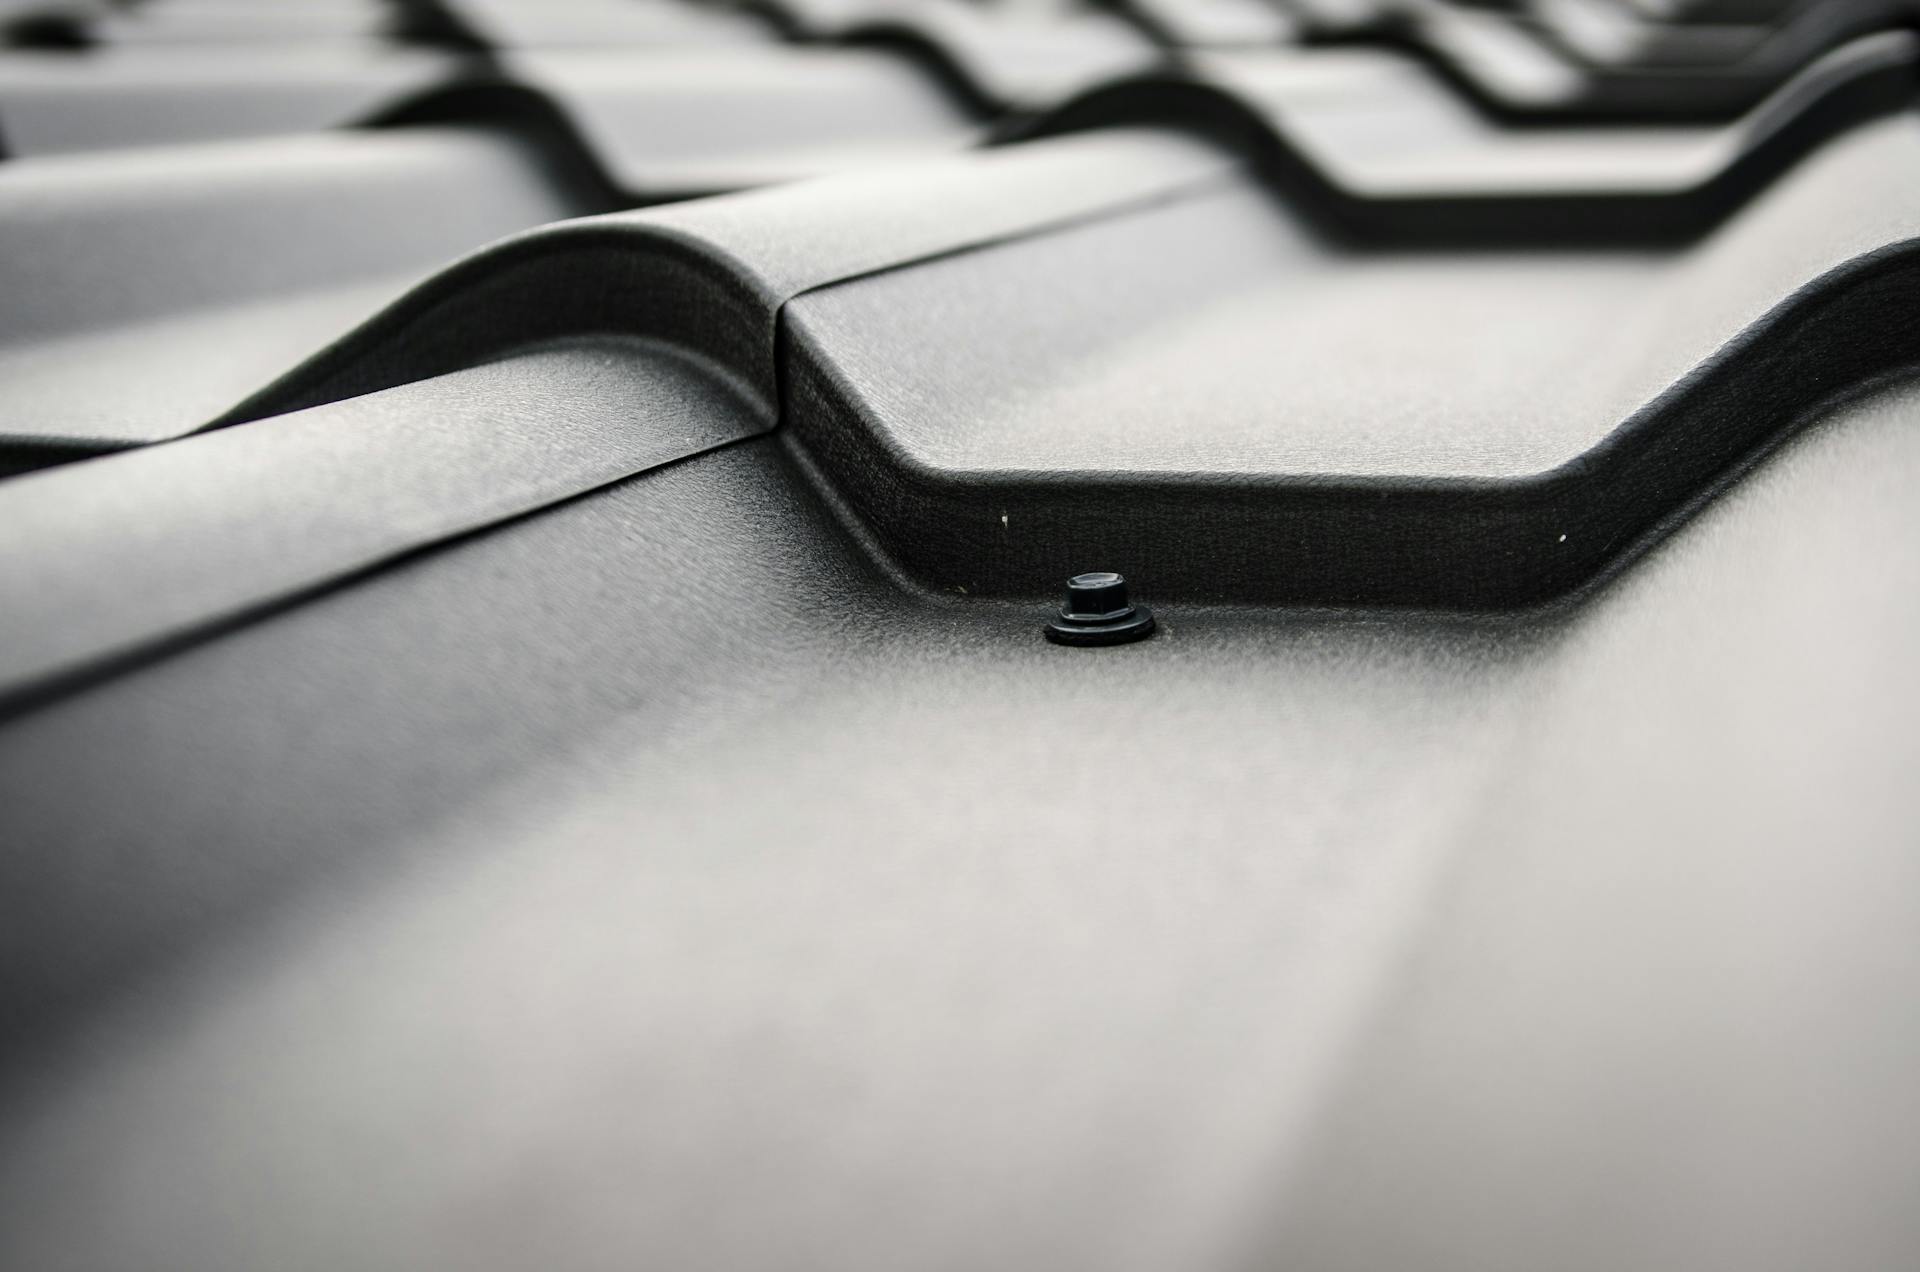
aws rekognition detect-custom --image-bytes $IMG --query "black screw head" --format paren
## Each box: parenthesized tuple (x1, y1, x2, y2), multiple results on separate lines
(1045, 571, 1155, 646)
(1064, 572, 1129, 618)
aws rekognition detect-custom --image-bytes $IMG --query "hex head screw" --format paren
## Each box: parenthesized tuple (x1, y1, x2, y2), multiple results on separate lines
(1044, 571, 1156, 646)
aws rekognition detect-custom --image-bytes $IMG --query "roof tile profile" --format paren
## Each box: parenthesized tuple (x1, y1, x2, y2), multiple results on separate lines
(1, 6, 1918, 1271)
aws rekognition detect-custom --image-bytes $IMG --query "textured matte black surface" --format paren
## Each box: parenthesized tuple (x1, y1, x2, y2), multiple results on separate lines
(1, 2, 1917, 1269)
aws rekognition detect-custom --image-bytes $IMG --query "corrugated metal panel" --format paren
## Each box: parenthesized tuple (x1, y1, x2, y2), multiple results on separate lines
(1, 3, 1917, 1269)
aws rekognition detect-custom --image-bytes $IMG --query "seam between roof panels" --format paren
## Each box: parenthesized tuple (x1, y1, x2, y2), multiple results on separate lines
(762, 158, 1245, 474)
(777, 160, 1244, 312)
(0, 429, 773, 723)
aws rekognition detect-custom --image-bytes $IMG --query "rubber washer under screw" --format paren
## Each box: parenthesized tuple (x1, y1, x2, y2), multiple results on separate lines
(1045, 572, 1156, 646)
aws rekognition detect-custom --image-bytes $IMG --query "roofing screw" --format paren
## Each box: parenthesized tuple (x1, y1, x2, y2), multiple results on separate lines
(1044, 571, 1156, 646)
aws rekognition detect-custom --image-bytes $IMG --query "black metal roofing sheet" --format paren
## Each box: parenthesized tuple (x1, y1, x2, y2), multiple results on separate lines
(1, 2, 1918, 1269)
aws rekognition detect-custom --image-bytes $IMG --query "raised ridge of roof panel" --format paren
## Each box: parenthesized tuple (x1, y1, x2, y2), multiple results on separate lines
(1118, 0, 1298, 47)
(0, 45, 460, 156)
(1030, 30, 1917, 231)
(440, 0, 776, 48)
(489, 45, 982, 194)
(1292, 0, 1920, 119)
(91, 0, 401, 45)
(0, 125, 594, 459)
(103, 87, 1907, 610)
(748, 0, 1167, 108)
(775, 108, 1920, 604)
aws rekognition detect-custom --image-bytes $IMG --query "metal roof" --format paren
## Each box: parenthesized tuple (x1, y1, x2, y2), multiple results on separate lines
(2, 2, 1918, 1269)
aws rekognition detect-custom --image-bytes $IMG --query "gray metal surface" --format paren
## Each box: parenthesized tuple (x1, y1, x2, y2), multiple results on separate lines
(1, 1, 1916, 1269)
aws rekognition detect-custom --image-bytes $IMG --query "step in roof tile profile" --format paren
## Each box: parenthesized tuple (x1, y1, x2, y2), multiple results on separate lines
(1, 3, 1918, 1271)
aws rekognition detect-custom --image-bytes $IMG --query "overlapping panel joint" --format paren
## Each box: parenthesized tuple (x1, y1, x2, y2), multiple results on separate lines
(0, 0, 1917, 703)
